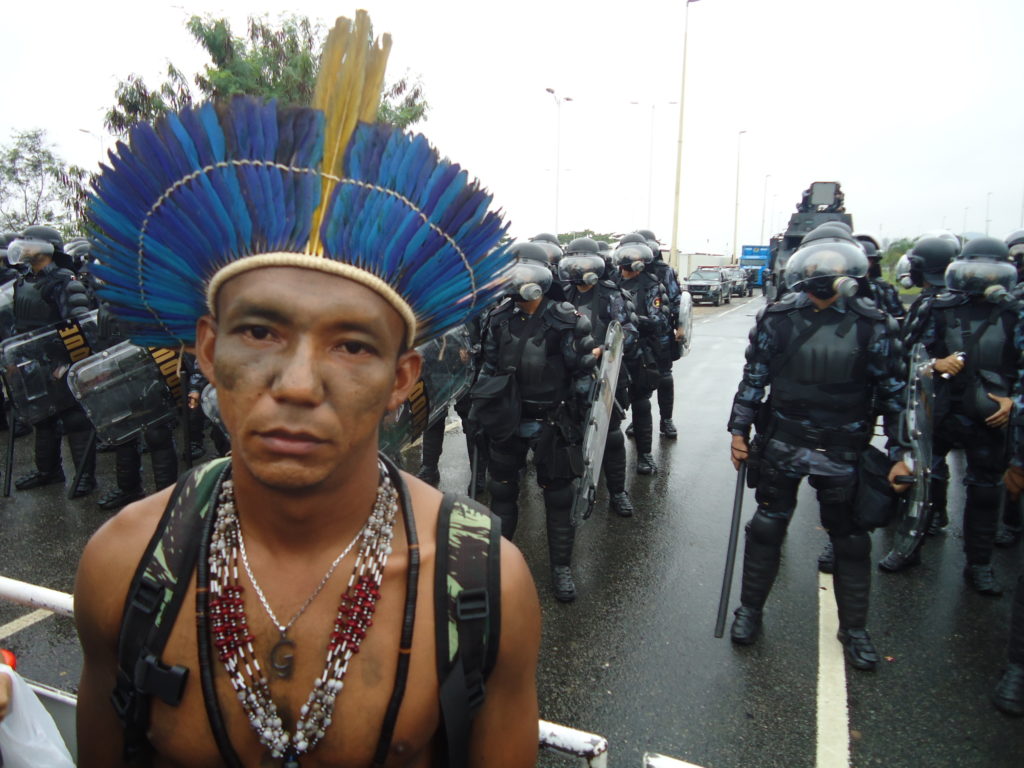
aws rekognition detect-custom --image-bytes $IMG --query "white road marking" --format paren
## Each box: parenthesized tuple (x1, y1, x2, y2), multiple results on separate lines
(0, 608, 53, 641)
(817, 573, 851, 768)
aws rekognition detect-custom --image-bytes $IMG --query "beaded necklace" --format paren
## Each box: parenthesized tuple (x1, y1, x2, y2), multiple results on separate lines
(206, 460, 398, 765)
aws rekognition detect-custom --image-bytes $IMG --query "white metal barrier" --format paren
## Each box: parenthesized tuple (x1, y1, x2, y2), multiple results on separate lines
(0, 576, 700, 767)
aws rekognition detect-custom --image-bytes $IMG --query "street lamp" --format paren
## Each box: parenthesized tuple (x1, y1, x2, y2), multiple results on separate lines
(669, 0, 700, 271)
(759, 173, 771, 245)
(545, 87, 572, 235)
(629, 100, 677, 229)
(78, 128, 105, 157)
(731, 129, 747, 262)
(985, 191, 992, 235)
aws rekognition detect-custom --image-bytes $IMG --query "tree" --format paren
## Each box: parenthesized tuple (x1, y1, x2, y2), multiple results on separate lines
(0, 129, 77, 236)
(104, 13, 429, 137)
(557, 230, 621, 246)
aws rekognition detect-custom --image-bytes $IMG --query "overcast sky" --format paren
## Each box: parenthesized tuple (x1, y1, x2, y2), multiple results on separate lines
(4, 0, 1023, 254)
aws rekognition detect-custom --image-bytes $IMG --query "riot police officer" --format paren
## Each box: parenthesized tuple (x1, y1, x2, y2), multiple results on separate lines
(637, 229, 682, 439)
(473, 243, 596, 601)
(894, 238, 1022, 593)
(727, 239, 908, 670)
(855, 233, 904, 320)
(530, 232, 567, 301)
(8, 227, 96, 495)
(616, 239, 670, 474)
(561, 237, 638, 516)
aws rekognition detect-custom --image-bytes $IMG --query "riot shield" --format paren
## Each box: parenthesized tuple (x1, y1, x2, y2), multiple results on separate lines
(67, 341, 182, 445)
(889, 344, 934, 558)
(201, 383, 226, 434)
(677, 290, 694, 357)
(1, 311, 100, 425)
(379, 325, 475, 457)
(571, 320, 625, 526)
(0, 280, 15, 340)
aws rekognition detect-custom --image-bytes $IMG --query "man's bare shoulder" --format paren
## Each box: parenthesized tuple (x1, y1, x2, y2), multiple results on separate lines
(75, 486, 175, 640)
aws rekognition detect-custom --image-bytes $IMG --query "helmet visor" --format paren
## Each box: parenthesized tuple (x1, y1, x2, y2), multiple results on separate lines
(558, 254, 605, 285)
(784, 244, 868, 290)
(944, 259, 1017, 296)
(8, 239, 54, 265)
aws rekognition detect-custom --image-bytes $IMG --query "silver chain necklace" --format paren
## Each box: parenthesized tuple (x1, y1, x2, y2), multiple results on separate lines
(235, 468, 378, 679)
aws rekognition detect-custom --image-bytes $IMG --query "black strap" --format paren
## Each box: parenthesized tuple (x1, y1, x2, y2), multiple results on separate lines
(961, 303, 1008, 364)
(113, 465, 212, 763)
(772, 310, 819, 373)
(434, 492, 502, 768)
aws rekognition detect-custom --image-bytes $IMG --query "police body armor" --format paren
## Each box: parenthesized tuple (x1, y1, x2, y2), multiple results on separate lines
(937, 296, 1018, 420)
(496, 302, 576, 410)
(770, 305, 871, 427)
(1, 310, 100, 424)
(14, 277, 61, 332)
(67, 341, 182, 445)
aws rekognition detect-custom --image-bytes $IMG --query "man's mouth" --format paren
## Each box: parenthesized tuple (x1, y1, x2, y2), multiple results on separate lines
(256, 428, 328, 456)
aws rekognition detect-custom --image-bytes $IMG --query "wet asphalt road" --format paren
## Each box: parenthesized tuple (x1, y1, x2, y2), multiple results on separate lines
(2, 293, 1024, 767)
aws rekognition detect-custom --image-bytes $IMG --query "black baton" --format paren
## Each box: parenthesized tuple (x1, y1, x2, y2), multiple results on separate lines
(3, 376, 15, 498)
(715, 462, 747, 638)
(68, 429, 97, 500)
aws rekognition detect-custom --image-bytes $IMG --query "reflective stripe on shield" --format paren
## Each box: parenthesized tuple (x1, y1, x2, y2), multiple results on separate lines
(571, 320, 625, 526)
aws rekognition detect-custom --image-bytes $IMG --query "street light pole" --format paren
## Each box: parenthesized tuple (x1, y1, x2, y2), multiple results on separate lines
(669, 0, 698, 271)
(985, 191, 992, 235)
(759, 173, 771, 244)
(545, 88, 571, 235)
(731, 130, 747, 262)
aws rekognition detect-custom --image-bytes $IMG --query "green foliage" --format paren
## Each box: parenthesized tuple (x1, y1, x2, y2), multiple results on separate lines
(882, 237, 914, 282)
(0, 129, 78, 236)
(557, 230, 620, 246)
(104, 13, 429, 137)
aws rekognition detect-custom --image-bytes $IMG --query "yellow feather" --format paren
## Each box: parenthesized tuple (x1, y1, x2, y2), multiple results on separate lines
(308, 11, 391, 255)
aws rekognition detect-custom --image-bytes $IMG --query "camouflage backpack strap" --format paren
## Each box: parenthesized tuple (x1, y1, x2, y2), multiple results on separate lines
(434, 492, 502, 768)
(112, 457, 231, 763)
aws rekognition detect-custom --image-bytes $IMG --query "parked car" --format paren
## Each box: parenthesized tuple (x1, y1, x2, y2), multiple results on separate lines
(685, 268, 730, 306)
(723, 266, 748, 297)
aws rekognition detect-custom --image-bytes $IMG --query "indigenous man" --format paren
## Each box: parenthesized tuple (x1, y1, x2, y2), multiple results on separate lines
(74, 14, 540, 768)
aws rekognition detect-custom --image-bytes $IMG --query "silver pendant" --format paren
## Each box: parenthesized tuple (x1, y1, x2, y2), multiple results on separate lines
(270, 636, 296, 679)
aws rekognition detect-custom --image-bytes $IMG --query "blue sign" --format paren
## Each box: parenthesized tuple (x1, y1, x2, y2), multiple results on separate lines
(741, 245, 770, 258)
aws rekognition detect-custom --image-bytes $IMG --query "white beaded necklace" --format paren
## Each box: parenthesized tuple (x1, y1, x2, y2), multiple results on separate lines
(207, 461, 398, 764)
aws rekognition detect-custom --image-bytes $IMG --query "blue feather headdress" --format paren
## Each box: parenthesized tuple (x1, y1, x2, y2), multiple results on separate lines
(88, 12, 510, 349)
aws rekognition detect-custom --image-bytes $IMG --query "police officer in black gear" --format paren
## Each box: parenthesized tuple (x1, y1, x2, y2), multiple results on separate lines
(635, 230, 682, 439)
(561, 238, 639, 516)
(727, 239, 909, 671)
(1007, 230, 1024, 289)
(9, 228, 97, 495)
(475, 243, 597, 601)
(530, 233, 567, 301)
(901, 238, 1022, 593)
(855, 233, 904, 320)
(616, 239, 670, 474)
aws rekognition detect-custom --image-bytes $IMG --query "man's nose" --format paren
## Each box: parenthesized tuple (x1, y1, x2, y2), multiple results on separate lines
(270, 338, 324, 404)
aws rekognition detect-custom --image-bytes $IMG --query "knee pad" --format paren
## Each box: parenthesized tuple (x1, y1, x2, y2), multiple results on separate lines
(605, 428, 624, 456)
(832, 531, 871, 562)
(542, 481, 574, 511)
(488, 477, 518, 504)
(747, 510, 789, 547)
(145, 423, 174, 448)
(659, 372, 674, 387)
(966, 483, 1002, 510)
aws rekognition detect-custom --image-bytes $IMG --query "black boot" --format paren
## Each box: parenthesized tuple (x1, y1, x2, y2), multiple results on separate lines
(97, 487, 145, 511)
(730, 606, 763, 645)
(926, 479, 949, 535)
(148, 435, 179, 492)
(964, 564, 1003, 596)
(659, 419, 678, 439)
(996, 490, 1022, 547)
(609, 491, 634, 517)
(963, 485, 1001, 594)
(878, 545, 922, 572)
(625, 423, 634, 438)
(833, 532, 878, 671)
(545, 485, 576, 602)
(994, 664, 1024, 716)
(637, 453, 657, 475)
(419, 417, 446, 487)
(66, 428, 97, 499)
(17, 421, 64, 490)
(416, 464, 440, 486)
(732, 511, 786, 645)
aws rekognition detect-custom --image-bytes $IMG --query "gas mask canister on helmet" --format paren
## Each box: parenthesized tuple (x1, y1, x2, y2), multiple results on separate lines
(784, 241, 867, 300)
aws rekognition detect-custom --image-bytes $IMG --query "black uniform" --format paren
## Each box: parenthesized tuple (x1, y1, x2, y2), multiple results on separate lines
(564, 279, 639, 514)
(914, 291, 1022, 592)
(13, 262, 96, 494)
(648, 257, 682, 434)
(476, 296, 594, 600)
(728, 292, 905, 665)
(619, 269, 670, 472)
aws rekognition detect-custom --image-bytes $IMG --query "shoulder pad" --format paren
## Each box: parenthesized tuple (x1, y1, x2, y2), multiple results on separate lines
(766, 292, 800, 313)
(487, 298, 515, 322)
(932, 292, 968, 309)
(548, 300, 581, 328)
(51, 267, 76, 282)
(848, 295, 886, 321)
(599, 278, 618, 290)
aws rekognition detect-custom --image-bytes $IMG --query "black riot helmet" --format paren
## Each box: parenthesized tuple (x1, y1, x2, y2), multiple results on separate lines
(854, 233, 882, 259)
(908, 236, 959, 287)
(613, 242, 654, 273)
(618, 232, 648, 246)
(64, 237, 92, 271)
(505, 242, 553, 301)
(0, 232, 17, 266)
(561, 238, 604, 284)
(20, 225, 64, 252)
(564, 237, 600, 257)
(945, 237, 1016, 300)
(800, 222, 859, 247)
(784, 240, 868, 299)
(1004, 230, 1024, 280)
(531, 232, 560, 246)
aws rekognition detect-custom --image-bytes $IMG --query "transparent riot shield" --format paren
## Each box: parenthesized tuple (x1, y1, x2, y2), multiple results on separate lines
(67, 341, 182, 445)
(1, 311, 100, 425)
(201, 383, 225, 434)
(677, 290, 694, 357)
(571, 321, 625, 526)
(890, 343, 935, 558)
(379, 326, 475, 457)
(0, 280, 15, 340)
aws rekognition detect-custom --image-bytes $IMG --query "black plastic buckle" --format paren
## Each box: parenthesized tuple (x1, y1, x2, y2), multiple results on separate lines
(455, 588, 489, 622)
(130, 578, 163, 615)
(134, 652, 189, 706)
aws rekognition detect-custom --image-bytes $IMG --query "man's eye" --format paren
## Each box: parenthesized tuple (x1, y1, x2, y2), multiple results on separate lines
(340, 341, 371, 355)
(243, 325, 271, 340)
